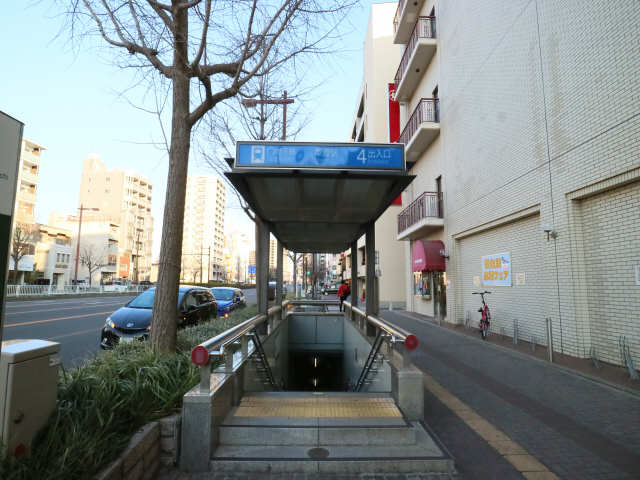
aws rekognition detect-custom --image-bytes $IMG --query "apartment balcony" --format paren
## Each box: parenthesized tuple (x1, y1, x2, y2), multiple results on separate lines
(21, 169, 39, 185)
(18, 190, 37, 204)
(21, 150, 40, 166)
(393, 0, 426, 44)
(397, 191, 444, 240)
(397, 98, 440, 162)
(394, 17, 437, 103)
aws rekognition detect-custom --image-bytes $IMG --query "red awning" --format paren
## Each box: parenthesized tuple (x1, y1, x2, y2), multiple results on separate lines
(412, 240, 445, 272)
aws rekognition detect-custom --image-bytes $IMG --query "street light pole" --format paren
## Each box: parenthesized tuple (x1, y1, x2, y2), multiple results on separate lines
(73, 204, 99, 287)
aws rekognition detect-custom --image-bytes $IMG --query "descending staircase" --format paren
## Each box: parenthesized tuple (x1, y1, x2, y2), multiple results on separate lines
(211, 392, 454, 474)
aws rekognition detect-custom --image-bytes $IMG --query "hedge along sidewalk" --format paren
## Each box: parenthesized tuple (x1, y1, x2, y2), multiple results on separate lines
(0, 306, 258, 480)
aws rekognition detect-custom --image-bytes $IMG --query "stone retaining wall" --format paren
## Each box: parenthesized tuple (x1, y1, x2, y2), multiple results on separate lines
(95, 414, 181, 480)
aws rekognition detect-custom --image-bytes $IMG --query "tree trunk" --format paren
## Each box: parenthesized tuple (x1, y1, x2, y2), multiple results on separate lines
(151, 3, 190, 352)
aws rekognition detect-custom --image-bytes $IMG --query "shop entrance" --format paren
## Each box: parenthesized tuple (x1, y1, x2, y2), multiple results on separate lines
(433, 271, 447, 318)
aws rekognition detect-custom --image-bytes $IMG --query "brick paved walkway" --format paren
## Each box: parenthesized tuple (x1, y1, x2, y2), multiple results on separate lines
(381, 311, 640, 480)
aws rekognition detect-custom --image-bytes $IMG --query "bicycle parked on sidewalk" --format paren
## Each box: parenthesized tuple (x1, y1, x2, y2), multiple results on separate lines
(472, 291, 491, 340)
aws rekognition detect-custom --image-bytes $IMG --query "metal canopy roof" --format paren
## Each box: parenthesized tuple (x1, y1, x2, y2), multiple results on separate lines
(226, 169, 415, 253)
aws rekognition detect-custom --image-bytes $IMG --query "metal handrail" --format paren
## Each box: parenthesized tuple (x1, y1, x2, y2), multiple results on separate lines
(394, 16, 436, 89)
(393, 0, 407, 33)
(344, 301, 417, 349)
(397, 191, 443, 234)
(193, 305, 280, 357)
(286, 299, 339, 306)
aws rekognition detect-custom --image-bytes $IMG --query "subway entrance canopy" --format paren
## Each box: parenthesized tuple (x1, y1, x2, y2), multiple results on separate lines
(226, 141, 415, 252)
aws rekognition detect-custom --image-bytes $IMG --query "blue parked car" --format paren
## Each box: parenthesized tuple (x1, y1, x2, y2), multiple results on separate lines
(211, 287, 245, 318)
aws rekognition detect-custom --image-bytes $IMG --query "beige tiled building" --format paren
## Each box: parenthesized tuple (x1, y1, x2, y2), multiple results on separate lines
(181, 175, 226, 282)
(268, 238, 293, 283)
(78, 154, 154, 282)
(33, 224, 73, 287)
(50, 212, 121, 285)
(224, 230, 253, 283)
(362, 0, 640, 367)
(344, 2, 407, 308)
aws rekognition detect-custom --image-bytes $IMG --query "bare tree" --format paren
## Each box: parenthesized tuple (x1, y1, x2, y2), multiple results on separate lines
(10, 223, 37, 284)
(202, 71, 314, 221)
(79, 246, 107, 287)
(66, 0, 356, 351)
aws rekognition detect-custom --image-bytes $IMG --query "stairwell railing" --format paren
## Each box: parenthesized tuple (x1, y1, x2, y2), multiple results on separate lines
(343, 301, 418, 390)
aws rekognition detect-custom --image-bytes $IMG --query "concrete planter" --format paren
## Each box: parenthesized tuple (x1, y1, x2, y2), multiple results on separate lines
(94, 413, 181, 480)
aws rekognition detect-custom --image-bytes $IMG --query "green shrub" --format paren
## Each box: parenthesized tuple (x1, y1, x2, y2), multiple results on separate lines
(0, 305, 258, 480)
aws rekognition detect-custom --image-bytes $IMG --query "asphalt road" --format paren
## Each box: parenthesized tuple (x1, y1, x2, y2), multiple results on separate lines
(1, 288, 258, 368)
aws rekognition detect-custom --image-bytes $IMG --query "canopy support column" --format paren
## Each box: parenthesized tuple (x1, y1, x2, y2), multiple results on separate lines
(276, 241, 283, 305)
(255, 218, 270, 319)
(350, 241, 358, 309)
(365, 223, 377, 316)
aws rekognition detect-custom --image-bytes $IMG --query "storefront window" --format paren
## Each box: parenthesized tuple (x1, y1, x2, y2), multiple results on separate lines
(413, 271, 432, 297)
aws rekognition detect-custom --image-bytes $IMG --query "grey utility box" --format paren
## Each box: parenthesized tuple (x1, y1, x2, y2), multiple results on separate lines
(0, 339, 60, 458)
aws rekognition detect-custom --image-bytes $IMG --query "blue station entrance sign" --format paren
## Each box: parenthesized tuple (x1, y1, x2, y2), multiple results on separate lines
(235, 141, 404, 170)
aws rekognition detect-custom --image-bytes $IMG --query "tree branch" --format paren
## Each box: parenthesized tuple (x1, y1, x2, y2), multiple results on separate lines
(82, 0, 173, 77)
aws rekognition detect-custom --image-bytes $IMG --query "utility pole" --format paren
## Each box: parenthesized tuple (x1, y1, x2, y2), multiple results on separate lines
(241, 91, 295, 141)
(208, 246, 211, 282)
(73, 204, 99, 288)
(199, 244, 203, 284)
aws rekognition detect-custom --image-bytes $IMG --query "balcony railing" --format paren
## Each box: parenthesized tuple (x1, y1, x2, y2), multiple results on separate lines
(398, 98, 439, 146)
(394, 16, 436, 89)
(397, 191, 443, 234)
(393, 0, 406, 34)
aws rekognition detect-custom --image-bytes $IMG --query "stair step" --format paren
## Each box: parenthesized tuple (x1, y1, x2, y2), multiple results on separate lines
(218, 424, 416, 446)
(211, 422, 453, 474)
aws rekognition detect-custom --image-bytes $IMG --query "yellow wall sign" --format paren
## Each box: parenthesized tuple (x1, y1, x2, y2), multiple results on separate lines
(482, 252, 511, 286)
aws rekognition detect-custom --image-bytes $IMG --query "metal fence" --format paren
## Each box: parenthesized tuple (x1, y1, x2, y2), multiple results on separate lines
(397, 191, 443, 234)
(398, 98, 439, 146)
(394, 16, 437, 88)
(6, 284, 147, 297)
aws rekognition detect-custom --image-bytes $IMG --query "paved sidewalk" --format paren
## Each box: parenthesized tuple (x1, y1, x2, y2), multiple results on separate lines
(381, 310, 640, 480)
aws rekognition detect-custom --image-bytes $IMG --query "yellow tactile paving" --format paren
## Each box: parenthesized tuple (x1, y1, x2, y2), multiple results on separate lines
(423, 374, 560, 479)
(234, 395, 403, 418)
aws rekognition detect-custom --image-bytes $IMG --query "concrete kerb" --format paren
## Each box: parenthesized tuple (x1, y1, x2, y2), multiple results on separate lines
(388, 310, 640, 400)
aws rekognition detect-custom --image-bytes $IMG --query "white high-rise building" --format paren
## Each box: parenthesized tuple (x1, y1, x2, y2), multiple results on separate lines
(181, 175, 226, 282)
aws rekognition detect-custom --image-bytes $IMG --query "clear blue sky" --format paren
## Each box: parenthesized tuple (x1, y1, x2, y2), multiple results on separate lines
(0, 1, 381, 259)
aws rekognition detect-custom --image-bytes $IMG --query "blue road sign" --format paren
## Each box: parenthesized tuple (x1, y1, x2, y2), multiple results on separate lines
(236, 142, 404, 170)
(248, 265, 256, 274)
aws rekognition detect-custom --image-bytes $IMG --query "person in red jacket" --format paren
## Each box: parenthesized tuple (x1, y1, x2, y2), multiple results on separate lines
(337, 280, 350, 312)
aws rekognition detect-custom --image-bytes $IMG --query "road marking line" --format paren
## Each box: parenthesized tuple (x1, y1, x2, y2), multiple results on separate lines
(48, 327, 102, 340)
(5, 304, 121, 315)
(5, 299, 130, 310)
(422, 373, 559, 479)
(4, 311, 113, 328)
